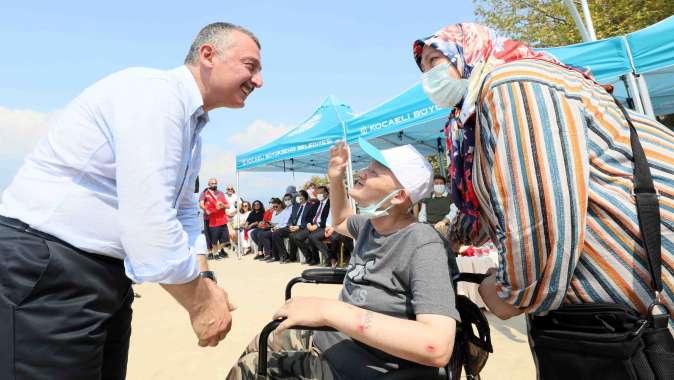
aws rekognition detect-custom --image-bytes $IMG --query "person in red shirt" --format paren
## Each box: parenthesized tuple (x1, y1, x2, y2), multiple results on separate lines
(201, 178, 230, 259)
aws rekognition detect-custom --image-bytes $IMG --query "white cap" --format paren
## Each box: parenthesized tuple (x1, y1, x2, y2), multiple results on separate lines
(358, 137, 434, 205)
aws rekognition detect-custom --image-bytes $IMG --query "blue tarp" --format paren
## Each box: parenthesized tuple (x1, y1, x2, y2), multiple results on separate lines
(237, 17, 674, 174)
(542, 15, 674, 116)
(235, 95, 354, 172)
(344, 84, 449, 170)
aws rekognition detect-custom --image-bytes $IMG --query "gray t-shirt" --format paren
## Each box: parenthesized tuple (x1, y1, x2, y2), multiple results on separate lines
(313, 214, 460, 379)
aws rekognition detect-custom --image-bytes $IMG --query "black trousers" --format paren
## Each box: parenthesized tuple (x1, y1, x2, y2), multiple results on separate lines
(0, 216, 133, 380)
(308, 228, 328, 262)
(257, 229, 275, 258)
(328, 233, 354, 263)
(208, 224, 230, 249)
(271, 227, 292, 260)
(289, 228, 313, 262)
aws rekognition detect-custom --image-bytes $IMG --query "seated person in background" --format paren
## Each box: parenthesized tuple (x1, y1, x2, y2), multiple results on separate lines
(258, 196, 292, 262)
(272, 190, 310, 263)
(298, 185, 331, 265)
(324, 209, 354, 268)
(226, 139, 459, 379)
(237, 201, 252, 254)
(250, 201, 273, 260)
(418, 175, 457, 238)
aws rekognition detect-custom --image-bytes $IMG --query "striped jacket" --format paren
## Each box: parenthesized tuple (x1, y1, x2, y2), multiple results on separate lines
(472, 59, 673, 321)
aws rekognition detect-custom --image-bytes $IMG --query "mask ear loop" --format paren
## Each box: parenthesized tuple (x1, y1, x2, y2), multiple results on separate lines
(373, 188, 406, 217)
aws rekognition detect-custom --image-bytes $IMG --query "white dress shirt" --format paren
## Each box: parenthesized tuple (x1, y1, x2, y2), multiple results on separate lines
(0, 66, 207, 284)
(271, 207, 292, 229)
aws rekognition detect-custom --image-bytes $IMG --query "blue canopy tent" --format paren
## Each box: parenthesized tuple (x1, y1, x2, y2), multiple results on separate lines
(541, 15, 674, 117)
(235, 95, 354, 173)
(343, 83, 451, 173)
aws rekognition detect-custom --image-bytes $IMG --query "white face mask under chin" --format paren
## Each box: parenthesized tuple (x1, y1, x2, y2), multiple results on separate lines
(421, 62, 468, 109)
(358, 189, 402, 219)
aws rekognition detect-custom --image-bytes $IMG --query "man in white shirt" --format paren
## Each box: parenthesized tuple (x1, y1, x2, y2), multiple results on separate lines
(0, 22, 262, 379)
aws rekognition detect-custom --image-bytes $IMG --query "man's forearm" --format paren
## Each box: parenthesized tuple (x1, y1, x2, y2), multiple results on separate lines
(161, 277, 210, 314)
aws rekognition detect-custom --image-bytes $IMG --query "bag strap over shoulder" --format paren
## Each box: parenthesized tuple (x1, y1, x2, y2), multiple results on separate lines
(612, 98, 663, 310)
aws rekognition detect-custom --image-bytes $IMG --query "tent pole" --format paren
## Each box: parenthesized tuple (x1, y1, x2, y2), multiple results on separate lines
(562, 0, 591, 42)
(625, 73, 646, 114)
(236, 170, 242, 260)
(340, 122, 356, 211)
(636, 75, 656, 118)
(579, 0, 597, 40)
(436, 137, 447, 178)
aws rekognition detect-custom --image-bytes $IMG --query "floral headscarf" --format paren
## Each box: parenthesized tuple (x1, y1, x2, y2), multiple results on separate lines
(412, 23, 582, 242)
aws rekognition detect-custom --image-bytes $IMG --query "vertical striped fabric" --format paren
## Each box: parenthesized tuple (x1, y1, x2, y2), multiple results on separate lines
(473, 59, 673, 322)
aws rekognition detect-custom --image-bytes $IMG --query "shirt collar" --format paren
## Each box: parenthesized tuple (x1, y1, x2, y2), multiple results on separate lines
(173, 65, 207, 120)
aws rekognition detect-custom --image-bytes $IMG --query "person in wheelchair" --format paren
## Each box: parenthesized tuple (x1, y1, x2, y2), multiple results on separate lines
(227, 138, 460, 379)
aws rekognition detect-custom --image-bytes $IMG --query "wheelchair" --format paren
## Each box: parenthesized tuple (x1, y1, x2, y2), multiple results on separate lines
(256, 268, 493, 379)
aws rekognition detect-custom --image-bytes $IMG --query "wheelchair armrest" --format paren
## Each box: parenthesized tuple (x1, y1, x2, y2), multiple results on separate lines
(301, 268, 346, 283)
(284, 268, 347, 300)
(256, 318, 337, 380)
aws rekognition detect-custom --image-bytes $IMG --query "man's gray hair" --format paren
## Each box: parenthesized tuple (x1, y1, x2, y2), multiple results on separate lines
(184, 22, 260, 65)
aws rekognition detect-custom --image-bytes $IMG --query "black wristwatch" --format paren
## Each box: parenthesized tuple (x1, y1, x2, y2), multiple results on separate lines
(199, 271, 217, 283)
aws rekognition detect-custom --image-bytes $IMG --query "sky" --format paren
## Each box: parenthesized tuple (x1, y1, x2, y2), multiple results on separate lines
(0, 0, 476, 203)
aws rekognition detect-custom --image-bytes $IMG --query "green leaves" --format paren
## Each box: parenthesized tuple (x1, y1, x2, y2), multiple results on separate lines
(473, 0, 674, 47)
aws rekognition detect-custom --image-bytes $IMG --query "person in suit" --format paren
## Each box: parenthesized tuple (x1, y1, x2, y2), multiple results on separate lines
(298, 185, 331, 265)
(272, 190, 310, 263)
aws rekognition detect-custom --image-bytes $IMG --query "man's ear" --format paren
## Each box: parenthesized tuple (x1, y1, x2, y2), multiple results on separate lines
(390, 189, 411, 205)
(199, 44, 217, 68)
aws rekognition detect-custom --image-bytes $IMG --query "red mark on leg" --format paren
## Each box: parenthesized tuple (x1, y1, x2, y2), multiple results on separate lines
(425, 345, 436, 353)
(357, 324, 365, 333)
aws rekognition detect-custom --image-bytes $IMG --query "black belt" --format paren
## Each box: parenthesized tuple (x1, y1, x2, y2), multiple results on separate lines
(0, 215, 95, 257)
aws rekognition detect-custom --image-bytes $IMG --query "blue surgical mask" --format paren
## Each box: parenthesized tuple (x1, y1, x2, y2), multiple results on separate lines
(421, 62, 468, 109)
(358, 189, 402, 219)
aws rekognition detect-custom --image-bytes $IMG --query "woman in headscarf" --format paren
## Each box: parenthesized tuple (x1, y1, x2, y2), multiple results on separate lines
(413, 22, 673, 328)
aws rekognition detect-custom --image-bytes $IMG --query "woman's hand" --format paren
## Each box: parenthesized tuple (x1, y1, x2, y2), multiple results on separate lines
(327, 141, 349, 181)
(273, 297, 335, 334)
(478, 268, 523, 320)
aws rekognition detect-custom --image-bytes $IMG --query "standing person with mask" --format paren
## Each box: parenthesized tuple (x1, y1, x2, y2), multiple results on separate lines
(223, 184, 239, 247)
(414, 23, 673, 378)
(0, 22, 262, 379)
(418, 174, 456, 238)
(203, 180, 231, 259)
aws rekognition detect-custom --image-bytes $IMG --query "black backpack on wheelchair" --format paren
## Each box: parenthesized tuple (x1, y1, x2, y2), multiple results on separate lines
(255, 268, 493, 380)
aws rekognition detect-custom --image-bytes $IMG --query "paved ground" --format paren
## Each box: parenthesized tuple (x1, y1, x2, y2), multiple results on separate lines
(127, 254, 535, 379)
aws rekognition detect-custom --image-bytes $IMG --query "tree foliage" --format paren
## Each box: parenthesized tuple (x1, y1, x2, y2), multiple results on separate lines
(474, 0, 674, 47)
